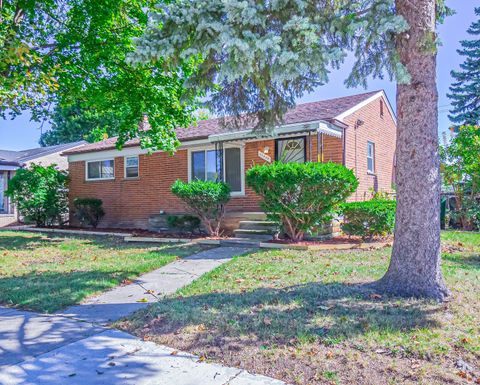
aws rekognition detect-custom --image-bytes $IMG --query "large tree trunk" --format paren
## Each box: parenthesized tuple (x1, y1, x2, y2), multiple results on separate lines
(379, 0, 450, 301)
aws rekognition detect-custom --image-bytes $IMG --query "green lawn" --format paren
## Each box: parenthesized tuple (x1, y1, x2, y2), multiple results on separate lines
(120, 231, 480, 385)
(0, 231, 207, 313)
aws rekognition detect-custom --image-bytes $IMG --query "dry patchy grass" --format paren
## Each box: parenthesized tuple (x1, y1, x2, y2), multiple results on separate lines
(119, 231, 480, 385)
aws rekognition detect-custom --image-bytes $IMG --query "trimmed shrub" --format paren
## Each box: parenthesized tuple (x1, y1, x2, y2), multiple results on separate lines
(167, 214, 201, 234)
(340, 199, 396, 239)
(246, 162, 358, 241)
(171, 180, 231, 236)
(73, 198, 105, 228)
(6, 164, 69, 226)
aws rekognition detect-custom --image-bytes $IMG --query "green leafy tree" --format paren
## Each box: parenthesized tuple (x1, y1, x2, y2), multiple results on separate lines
(246, 162, 358, 241)
(171, 180, 231, 236)
(39, 104, 121, 146)
(448, 7, 480, 127)
(131, 0, 452, 300)
(1, 0, 199, 152)
(440, 125, 480, 230)
(6, 164, 69, 226)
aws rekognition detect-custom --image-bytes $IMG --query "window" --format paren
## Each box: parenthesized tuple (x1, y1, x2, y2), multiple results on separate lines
(125, 156, 139, 178)
(86, 159, 114, 180)
(275, 137, 306, 163)
(190, 146, 243, 194)
(367, 141, 375, 174)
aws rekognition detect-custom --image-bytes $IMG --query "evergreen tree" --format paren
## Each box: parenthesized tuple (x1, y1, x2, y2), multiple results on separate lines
(448, 7, 480, 127)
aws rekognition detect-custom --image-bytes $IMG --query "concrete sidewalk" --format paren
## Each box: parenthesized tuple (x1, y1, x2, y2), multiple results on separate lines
(0, 246, 286, 384)
(0, 328, 286, 385)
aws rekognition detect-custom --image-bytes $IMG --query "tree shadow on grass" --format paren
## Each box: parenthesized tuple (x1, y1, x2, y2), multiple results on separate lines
(442, 252, 480, 270)
(0, 270, 140, 313)
(131, 281, 442, 352)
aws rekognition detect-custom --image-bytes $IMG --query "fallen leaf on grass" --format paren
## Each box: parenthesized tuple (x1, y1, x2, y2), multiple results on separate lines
(325, 351, 334, 359)
(263, 317, 272, 326)
(318, 305, 333, 311)
(121, 279, 133, 285)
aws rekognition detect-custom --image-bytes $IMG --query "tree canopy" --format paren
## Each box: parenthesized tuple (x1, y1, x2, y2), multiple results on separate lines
(1, 0, 199, 151)
(130, 0, 449, 131)
(448, 7, 480, 127)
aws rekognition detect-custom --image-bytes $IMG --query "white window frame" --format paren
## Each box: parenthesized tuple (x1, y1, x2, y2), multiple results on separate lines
(124, 156, 139, 179)
(367, 141, 375, 174)
(85, 158, 115, 181)
(187, 144, 245, 197)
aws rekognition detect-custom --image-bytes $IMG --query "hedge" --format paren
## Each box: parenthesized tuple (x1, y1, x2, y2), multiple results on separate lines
(340, 199, 396, 239)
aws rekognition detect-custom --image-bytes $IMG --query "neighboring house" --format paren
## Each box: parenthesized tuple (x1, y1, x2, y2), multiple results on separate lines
(0, 141, 86, 227)
(64, 91, 397, 231)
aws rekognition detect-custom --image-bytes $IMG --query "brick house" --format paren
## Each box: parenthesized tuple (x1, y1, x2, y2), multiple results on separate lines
(64, 90, 397, 231)
(0, 141, 86, 227)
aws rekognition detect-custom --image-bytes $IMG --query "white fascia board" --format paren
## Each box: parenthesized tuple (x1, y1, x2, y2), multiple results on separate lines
(335, 91, 396, 124)
(67, 138, 213, 163)
(0, 165, 19, 171)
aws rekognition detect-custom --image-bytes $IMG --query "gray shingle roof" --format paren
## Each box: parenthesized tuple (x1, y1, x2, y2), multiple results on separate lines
(0, 141, 86, 166)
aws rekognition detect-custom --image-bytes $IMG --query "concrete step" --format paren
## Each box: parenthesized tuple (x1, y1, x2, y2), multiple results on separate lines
(232, 212, 268, 221)
(238, 221, 278, 231)
(233, 229, 274, 240)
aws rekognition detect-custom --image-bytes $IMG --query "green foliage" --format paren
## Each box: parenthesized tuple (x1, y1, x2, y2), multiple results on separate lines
(5, 164, 68, 226)
(448, 7, 480, 127)
(440, 125, 480, 230)
(131, 0, 411, 131)
(39, 104, 121, 146)
(73, 198, 105, 228)
(1, 0, 199, 151)
(167, 215, 201, 234)
(246, 162, 358, 241)
(340, 199, 396, 239)
(171, 180, 231, 236)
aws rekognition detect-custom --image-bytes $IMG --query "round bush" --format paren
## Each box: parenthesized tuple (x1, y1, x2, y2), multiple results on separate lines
(340, 199, 396, 239)
(171, 180, 231, 236)
(246, 162, 358, 241)
(73, 198, 105, 228)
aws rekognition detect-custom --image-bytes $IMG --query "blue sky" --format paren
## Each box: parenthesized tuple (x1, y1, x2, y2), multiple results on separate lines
(0, 0, 477, 150)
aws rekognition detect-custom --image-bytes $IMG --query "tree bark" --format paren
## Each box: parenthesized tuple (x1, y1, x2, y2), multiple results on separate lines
(379, 0, 450, 301)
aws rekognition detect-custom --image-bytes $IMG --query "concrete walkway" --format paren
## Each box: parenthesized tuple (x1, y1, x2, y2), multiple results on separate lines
(56, 246, 251, 325)
(0, 246, 286, 385)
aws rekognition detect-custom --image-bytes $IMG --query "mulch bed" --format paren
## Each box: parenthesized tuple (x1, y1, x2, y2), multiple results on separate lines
(270, 235, 393, 246)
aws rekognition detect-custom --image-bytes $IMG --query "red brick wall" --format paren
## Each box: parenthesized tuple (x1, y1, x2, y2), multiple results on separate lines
(343, 96, 397, 200)
(68, 97, 396, 228)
